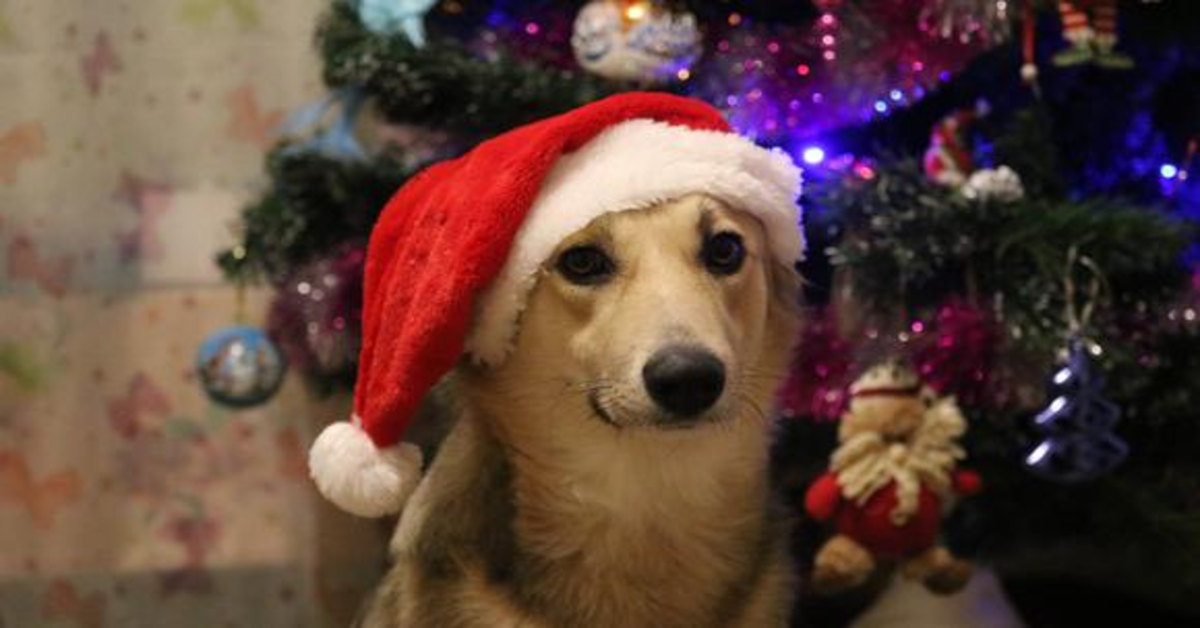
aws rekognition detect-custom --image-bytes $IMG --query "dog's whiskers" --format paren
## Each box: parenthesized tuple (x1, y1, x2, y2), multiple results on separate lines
(736, 391, 771, 427)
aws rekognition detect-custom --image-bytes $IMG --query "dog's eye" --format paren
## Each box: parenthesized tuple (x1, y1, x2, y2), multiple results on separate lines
(556, 245, 615, 285)
(702, 232, 745, 275)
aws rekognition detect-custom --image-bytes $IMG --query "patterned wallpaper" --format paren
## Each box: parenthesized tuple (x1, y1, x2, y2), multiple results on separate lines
(0, 1, 387, 625)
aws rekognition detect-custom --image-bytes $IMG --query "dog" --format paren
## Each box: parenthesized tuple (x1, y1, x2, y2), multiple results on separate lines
(357, 193, 801, 627)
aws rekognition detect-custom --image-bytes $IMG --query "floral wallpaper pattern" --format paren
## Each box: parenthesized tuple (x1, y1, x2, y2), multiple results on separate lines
(0, 1, 386, 625)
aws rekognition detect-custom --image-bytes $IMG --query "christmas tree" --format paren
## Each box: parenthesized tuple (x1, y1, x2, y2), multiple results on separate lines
(217, 1, 1200, 624)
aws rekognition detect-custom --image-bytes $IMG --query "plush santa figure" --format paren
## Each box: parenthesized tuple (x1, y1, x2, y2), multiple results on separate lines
(805, 361, 981, 595)
(305, 92, 803, 518)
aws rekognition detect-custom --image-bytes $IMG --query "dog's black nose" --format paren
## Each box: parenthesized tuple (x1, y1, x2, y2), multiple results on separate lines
(642, 345, 726, 418)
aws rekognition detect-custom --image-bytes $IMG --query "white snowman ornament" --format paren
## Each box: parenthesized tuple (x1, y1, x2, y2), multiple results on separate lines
(571, 0, 702, 84)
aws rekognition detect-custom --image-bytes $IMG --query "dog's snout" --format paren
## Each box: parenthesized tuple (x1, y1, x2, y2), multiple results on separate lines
(642, 345, 726, 418)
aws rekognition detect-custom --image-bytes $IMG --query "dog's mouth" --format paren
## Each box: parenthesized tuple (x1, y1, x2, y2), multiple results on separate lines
(586, 390, 719, 431)
(587, 391, 621, 428)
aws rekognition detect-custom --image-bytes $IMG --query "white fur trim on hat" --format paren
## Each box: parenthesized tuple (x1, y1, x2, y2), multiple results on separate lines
(308, 417, 423, 518)
(465, 118, 803, 366)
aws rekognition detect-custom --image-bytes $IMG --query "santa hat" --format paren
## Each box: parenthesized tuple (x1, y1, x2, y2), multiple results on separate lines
(309, 92, 804, 517)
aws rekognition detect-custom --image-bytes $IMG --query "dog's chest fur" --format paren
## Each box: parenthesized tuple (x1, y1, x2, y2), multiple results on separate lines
(391, 413, 776, 627)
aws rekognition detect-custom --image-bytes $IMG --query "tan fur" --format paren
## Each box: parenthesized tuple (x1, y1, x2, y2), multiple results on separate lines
(360, 195, 800, 627)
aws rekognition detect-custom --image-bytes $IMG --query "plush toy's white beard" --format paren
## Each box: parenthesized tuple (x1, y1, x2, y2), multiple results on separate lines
(831, 397, 967, 525)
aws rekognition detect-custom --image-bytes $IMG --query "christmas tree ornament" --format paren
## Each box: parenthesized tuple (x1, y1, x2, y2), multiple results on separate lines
(307, 92, 802, 517)
(277, 88, 369, 161)
(1020, 1, 1040, 91)
(923, 107, 982, 186)
(805, 362, 982, 595)
(196, 326, 287, 408)
(571, 0, 701, 83)
(918, 0, 1014, 46)
(1024, 247, 1127, 483)
(961, 165, 1025, 202)
(1052, 0, 1134, 69)
(1024, 337, 1128, 483)
(356, 0, 438, 47)
(267, 246, 365, 380)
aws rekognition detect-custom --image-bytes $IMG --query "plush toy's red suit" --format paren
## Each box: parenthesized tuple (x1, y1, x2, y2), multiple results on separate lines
(805, 468, 982, 559)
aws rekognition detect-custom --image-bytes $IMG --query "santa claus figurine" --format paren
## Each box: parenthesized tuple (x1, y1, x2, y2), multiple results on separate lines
(805, 361, 982, 595)
(922, 107, 980, 187)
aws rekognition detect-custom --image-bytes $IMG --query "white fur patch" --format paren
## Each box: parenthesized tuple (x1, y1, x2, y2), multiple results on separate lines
(465, 119, 803, 366)
(308, 418, 423, 518)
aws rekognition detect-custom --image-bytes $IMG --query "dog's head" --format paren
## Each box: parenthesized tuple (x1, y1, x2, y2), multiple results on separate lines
(463, 194, 799, 434)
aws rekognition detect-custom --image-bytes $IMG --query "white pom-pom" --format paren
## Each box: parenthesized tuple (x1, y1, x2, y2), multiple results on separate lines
(308, 419, 423, 518)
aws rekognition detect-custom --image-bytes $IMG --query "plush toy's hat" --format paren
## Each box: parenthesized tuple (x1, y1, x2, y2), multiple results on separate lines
(848, 362, 923, 400)
(309, 92, 804, 517)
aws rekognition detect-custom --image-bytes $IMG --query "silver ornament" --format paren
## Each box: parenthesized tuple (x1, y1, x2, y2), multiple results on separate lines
(571, 1, 701, 84)
(1024, 337, 1127, 483)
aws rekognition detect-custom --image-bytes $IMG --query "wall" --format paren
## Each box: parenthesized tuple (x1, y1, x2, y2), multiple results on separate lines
(0, 1, 384, 625)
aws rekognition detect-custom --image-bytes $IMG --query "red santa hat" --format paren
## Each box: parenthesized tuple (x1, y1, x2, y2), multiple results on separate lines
(309, 92, 804, 517)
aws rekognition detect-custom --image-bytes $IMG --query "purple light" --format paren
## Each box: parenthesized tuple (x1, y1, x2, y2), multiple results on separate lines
(524, 22, 540, 35)
(889, 89, 903, 102)
(873, 100, 888, 113)
(1161, 163, 1180, 179)
(802, 146, 826, 165)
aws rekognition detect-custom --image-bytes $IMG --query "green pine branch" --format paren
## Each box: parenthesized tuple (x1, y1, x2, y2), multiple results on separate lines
(319, 1, 615, 135)
(218, 149, 415, 283)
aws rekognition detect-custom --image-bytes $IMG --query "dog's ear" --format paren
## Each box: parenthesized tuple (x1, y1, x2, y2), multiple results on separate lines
(767, 260, 802, 315)
(763, 260, 802, 371)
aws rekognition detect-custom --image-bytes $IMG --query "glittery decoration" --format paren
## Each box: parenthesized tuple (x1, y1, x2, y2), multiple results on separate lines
(779, 309, 853, 421)
(919, 0, 1014, 46)
(685, 0, 998, 142)
(781, 302, 1013, 420)
(267, 245, 365, 381)
(913, 301, 997, 407)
